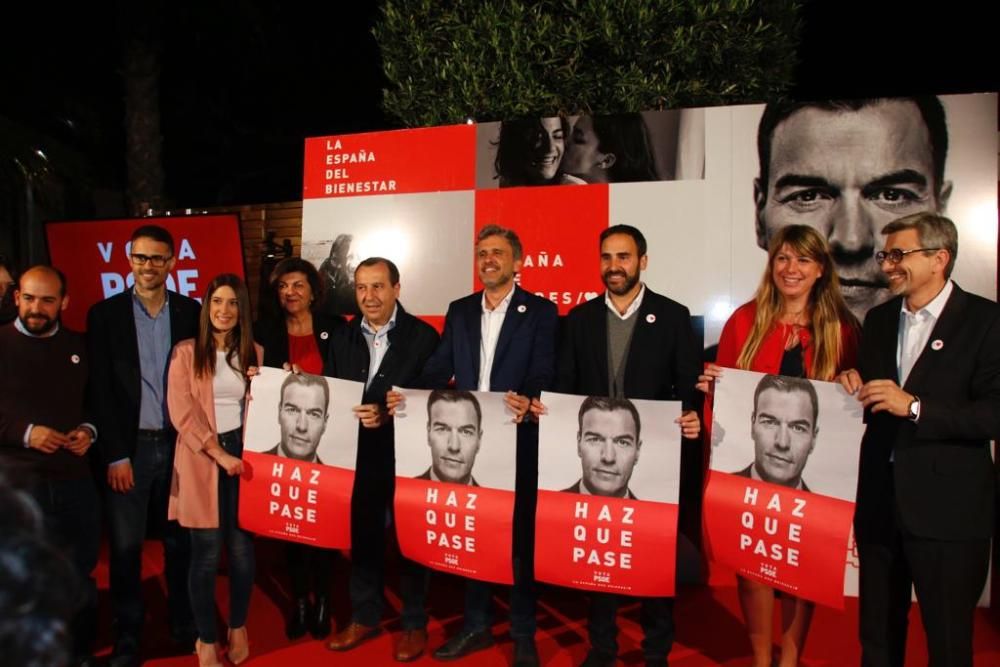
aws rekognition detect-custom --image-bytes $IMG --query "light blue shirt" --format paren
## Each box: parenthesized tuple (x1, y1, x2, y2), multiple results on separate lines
(133, 290, 172, 430)
(360, 305, 398, 390)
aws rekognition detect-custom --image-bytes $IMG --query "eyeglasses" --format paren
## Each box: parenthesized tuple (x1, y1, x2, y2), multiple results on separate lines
(130, 253, 172, 267)
(875, 247, 941, 265)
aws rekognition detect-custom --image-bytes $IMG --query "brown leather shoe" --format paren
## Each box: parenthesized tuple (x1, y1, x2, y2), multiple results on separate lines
(326, 622, 380, 651)
(393, 628, 428, 662)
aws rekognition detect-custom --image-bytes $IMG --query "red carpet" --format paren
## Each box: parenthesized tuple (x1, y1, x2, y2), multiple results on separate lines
(92, 539, 1000, 665)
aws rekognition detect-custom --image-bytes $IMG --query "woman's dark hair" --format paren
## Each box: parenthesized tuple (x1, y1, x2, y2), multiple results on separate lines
(494, 116, 570, 186)
(269, 257, 325, 313)
(194, 274, 256, 380)
(592, 114, 658, 183)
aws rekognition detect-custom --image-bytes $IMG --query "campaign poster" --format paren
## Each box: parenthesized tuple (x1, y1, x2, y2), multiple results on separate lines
(44, 214, 245, 331)
(392, 388, 517, 584)
(301, 94, 997, 347)
(535, 391, 682, 597)
(239, 367, 363, 548)
(702, 368, 864, 608)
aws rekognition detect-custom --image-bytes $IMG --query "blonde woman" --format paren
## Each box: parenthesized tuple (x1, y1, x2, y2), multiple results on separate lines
(698, 225, 859, 666)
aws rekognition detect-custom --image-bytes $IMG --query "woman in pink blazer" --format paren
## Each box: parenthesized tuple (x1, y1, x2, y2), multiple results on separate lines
(167, 274, 261, 667)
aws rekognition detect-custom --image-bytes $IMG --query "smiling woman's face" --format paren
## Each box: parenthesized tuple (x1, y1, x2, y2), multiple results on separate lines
(561, 116, 608, 182)
(528, 117, 565, 181)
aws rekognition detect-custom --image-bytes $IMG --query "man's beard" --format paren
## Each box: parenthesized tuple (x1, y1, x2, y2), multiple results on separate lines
(20, 313, 57, 335)
(602, 269, 640, 296)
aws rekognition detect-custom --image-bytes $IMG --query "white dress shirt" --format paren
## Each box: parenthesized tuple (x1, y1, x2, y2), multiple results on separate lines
(605, 284, 646, 320)
(479, 286, 514, 391)
(898, 280, 953, 387)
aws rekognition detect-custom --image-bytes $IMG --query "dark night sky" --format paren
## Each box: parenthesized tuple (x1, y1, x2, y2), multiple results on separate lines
(1, 1, 995, 213)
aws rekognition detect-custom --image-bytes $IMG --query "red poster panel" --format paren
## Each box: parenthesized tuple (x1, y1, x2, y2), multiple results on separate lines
(303, 125, 476, 199)
(702, 471, 854, 609)
(475, 185, 608, 315)
(238, 453, 353, 549)
(44, 215, 245, 331)
(535, 491, 677, 597)
(394, 478, 514, 584)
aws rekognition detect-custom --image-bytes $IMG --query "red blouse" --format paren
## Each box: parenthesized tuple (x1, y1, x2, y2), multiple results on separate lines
(287, 333, 323, 375)
(716, 301, 858, 377)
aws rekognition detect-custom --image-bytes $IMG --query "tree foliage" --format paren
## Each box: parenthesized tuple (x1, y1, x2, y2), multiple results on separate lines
(375, 0, 802, 127)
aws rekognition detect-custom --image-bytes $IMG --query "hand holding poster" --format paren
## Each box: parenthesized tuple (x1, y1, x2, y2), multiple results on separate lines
(702, 368, 864, 608)
(392, 388, 516, 584)
(535, 391, 682, 597)
(238, 367, 363, 548)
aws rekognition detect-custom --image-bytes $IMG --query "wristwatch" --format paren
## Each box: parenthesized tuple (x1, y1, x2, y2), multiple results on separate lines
(907, 395, 921, 421)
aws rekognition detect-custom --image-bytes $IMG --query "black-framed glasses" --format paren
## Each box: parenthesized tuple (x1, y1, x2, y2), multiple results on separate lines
(875, 247, 941, 265)
(130, 253, 172, 267)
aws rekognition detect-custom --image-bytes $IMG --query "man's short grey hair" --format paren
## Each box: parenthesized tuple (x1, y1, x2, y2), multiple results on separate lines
(882, 212, 958, 278)
(477, 224, 523, 261)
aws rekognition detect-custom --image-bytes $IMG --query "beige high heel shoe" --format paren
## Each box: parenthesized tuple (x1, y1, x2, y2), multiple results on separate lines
(227, 626, 250, 665)
(195, 639, 222, 667)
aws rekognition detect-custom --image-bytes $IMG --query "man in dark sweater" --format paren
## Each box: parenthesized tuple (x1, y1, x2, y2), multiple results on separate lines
(0, 265, 100, 666)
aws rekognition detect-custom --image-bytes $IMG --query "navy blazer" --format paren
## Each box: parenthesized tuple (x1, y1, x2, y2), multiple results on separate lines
(556, 287, 700, 409)
(418, 285, 558, 397)
(86, 289, 201, 464)
(854, 283, 1000, 542)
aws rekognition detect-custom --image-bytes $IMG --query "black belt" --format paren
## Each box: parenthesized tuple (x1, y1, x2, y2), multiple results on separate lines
(137, 428, 169, 437)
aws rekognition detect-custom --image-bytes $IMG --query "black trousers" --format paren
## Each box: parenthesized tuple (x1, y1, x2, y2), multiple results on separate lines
(858, 480, 989, 667)
(349, 435, 429, 629)
(588, 594, 674, 661)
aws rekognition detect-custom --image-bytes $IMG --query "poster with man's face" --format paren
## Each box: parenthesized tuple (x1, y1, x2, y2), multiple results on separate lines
(238, 367, 364, 548)
(704, 368, 864, 608)
(535, 391, 682, 597)
(393, 388, 517, 584)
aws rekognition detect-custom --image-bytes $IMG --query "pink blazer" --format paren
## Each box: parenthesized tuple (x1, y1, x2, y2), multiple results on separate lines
(167, 339, 262, 529)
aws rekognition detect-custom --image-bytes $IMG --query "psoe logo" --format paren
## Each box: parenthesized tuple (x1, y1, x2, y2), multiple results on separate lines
(521, 251, 563, 269)
(760, 563, 777, 578)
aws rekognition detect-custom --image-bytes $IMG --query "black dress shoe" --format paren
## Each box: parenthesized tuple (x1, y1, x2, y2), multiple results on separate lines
(286, 597, 311, 640)
(580, 648, 616, 667)
(432, 629, 495, 660)
(310, 594, 332, 639)
(513, 637, 540, 667)
(109, 637, 139, 667)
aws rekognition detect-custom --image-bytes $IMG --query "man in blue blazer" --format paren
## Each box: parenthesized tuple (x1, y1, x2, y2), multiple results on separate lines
(401, 225, 557, 666)
(86, 225, 201, 666)
(840, 213, 999, 666)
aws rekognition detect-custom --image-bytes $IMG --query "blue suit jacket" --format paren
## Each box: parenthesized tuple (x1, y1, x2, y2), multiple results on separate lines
(418, 285, 557, 397)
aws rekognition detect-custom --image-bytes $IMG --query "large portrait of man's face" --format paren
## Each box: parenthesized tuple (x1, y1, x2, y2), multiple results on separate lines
(277, 373, 330, 462)
(750, 375, 819, 489)
(425, 390, 482, 485)
(754, 97, 951, 320)
(575, 396, 642, 499)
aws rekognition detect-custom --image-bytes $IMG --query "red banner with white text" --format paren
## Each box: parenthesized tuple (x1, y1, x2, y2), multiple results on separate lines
(44, 215, 245, 331)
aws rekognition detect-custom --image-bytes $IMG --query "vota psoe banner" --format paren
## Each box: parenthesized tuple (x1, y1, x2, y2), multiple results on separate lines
(239, 367, 363, 548)
(44, 214, 245, 331)
(392, 388, 517, 584)
(702, 368, 864, 609)
(535, 391, 682, 597)
(303, 124, 476, 200)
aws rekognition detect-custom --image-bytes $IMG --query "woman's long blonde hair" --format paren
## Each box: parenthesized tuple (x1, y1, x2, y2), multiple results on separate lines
(737, 226, 858, 380)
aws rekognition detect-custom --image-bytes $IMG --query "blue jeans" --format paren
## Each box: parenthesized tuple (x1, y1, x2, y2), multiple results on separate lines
(107, 430, 192, 644)
(189, 430, 256, 643)
(30, 474, 100, 658)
